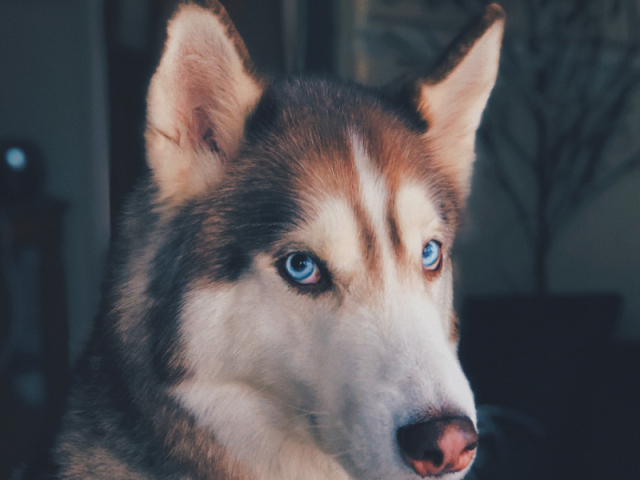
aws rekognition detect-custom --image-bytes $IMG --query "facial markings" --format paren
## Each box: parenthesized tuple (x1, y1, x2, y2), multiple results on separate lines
(394, 182, 446, 280)
(350, 134, 392, 287)
(386, 194, 405, 262)
(345, 133, 450, 290)
(273, 132, 404, 294)
(351, 112, 454, 280)
(361, 116, 416, 272)
(284, 196, 364, 288)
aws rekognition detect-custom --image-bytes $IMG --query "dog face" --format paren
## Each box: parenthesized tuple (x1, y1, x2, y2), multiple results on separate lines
(143, 3, 504, 479)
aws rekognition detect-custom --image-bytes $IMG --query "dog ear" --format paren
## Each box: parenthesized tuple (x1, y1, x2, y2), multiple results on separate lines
(145, 1, 264, 202)
(416, 4, 504, 196)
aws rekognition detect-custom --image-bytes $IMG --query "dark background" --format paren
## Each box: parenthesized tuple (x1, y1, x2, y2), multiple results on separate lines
(0, 1, 638, 479)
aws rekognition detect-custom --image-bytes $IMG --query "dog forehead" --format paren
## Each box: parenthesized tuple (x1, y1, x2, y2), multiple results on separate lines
(241, 79, 434, 192)
(194, 79, 457, 283)
(288, 196, 364, 277)
(275, 136, 446, 284)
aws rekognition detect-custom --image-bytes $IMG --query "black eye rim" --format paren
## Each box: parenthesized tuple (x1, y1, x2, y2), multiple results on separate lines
(422, 240, 444, 273)
(275, 251, 333, 295)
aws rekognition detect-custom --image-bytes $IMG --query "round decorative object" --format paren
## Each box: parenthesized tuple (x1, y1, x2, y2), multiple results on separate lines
(0, 142, 45, 200)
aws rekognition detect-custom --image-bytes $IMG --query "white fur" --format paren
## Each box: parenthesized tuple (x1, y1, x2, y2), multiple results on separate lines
(351, 134, 389, 241)
(394, 183, 455, 323)
(171, 138, 476, 480)
(290, 197, 364, 283)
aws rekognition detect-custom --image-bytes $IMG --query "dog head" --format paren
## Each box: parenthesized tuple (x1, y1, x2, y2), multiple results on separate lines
(141, 2, 504, 479)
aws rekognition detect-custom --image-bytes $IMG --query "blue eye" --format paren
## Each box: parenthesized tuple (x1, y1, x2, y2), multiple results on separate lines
(285, 252, 321, 284)
(422, 240, 442, 270)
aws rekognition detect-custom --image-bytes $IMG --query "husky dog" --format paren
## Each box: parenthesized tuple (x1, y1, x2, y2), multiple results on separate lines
(53, 2, 504, 479)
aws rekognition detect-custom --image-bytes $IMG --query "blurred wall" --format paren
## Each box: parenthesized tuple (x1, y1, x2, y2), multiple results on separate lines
(458, 150, 640, 340)
(0, 0, 110, 361)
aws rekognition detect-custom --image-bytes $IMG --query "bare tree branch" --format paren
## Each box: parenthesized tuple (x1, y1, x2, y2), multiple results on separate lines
(382, 0, 640, 294)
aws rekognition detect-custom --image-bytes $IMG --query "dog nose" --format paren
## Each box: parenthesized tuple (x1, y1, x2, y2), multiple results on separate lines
(397, 416, 478, 477)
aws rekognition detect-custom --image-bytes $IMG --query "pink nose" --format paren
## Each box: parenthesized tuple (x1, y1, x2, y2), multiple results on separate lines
(397, 416, 478, 477)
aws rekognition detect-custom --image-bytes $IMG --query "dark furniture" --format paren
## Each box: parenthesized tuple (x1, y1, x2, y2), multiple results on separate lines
(0, 199, 68, 477)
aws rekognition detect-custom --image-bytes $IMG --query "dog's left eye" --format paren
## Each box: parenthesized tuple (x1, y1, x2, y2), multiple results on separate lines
(283, 252, 321, 284)
(422, 240, 442, 271)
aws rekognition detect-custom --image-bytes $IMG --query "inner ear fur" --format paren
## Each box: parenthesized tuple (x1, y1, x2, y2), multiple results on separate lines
(145, 1, 265, 203)
(415, 4, 505, 197)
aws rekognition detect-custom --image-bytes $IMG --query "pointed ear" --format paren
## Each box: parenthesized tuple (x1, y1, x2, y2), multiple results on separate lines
(145, 2, 265, 202)
(417, 4, 504, 196)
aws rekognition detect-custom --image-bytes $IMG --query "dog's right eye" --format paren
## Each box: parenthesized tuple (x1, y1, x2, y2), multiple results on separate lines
(276, 252, 333, 294)
(283, 253, 320, 284)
